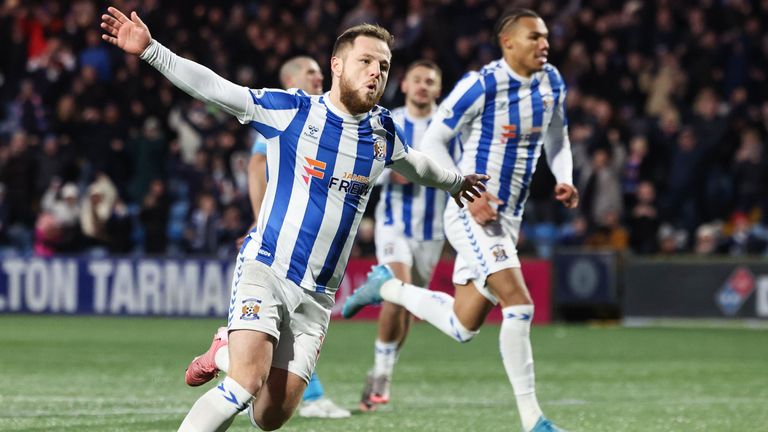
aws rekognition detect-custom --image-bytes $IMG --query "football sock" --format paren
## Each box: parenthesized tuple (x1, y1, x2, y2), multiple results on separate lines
(373, 339, 399, 378)
(214, 345, 229, 373)
(381, 280, 478, 343)
(500, 305, 543, 431)
(302, 372, 325, 402)
(178, 376, 253, 431)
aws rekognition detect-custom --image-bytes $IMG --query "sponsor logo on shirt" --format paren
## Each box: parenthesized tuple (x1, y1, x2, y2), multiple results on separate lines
(328, 172, 372, 197)
(302, 157, 326, 184)
(501, 124, 517, 144)
(304, 124, 320, 139)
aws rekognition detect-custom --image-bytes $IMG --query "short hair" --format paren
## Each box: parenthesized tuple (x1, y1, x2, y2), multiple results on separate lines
(332, 23, 394, 57)
(405, 59, 442, 79)
(494, 8, 541, 41)
(279, 56, 315, 87)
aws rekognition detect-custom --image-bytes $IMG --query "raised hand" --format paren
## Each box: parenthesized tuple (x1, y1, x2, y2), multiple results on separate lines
(101, 6, 151, 55)
(452, 174, 489, 208)
(554, 183, 579, 209)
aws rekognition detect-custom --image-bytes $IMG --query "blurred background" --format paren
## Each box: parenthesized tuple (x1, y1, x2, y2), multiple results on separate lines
(0, 0, 767, 323)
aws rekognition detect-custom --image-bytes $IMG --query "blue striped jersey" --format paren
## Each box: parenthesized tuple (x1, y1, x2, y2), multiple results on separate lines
(435, 60, 569, 218)
(375, 107, 461, 240)
(239, 88, 409, 294)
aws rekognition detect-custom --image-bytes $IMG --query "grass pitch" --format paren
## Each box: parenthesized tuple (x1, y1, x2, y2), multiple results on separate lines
(0, 316, 766, 431)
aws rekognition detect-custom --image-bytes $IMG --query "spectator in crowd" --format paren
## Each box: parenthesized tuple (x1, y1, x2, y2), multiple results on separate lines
(185, 192, 218, 256)
(80, 173, 118, 247)
(42, 178, 81, 252)
(140, 178, 169, 255)
(731, 128, 765, 213)
(0, 183, 9, 246)
(216, 204, 245, 259)
(1, 132, 36, 229)
(1, 0, 768, 257)
(724, 212, 766, 256)
(693, 223, 721, 256)
(627, 181, 661, 254)
(578, 147, 623, 232)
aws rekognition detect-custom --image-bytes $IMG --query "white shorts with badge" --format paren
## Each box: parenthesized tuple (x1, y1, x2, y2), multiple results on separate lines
(443, 201, 522, 304)
(227, 258, 332, 383)
(374, 223, 444, 287)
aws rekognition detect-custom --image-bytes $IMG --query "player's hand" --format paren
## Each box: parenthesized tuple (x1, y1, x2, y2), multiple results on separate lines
(468, 191, 503, 226)
(101, 7, 151, 55)
(554, 183, 579, 209)
(452, 174, 489, 208)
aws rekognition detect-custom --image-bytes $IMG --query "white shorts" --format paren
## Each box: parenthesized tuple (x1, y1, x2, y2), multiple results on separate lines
(227, 258, 332, 383)
(375, 223, 444, 286)
(443, 201, 521, 304)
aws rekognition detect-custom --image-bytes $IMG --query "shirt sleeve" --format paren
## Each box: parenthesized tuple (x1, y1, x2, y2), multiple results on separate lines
(420, 72, 485, 173)
(543, 71, 573, 185)
(390, 148, 464, 194)
(140, 40, 299, 133)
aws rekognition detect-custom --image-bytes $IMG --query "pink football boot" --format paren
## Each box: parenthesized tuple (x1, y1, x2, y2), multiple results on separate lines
(185, 327, 229, 386)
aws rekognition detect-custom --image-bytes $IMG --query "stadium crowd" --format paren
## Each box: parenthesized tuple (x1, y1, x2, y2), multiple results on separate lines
(1, 0, 767, 258)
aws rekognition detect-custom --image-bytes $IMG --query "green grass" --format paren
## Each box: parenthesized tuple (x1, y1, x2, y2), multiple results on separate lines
(1, 316, 766, 431)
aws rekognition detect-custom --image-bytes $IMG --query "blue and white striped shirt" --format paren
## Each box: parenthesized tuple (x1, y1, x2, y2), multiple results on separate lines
(240, 89, 409, 294)
(428, 59, 572, 219)
(375, 107, 462, 241)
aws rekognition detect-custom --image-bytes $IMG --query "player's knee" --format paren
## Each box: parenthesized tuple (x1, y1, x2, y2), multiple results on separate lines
(449, 313, 479, 343)
(229, 370, 267, 397)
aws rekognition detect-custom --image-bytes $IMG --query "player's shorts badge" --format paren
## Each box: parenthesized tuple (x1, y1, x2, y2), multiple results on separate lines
(491, 244, 508, 262)
(240, 298, 262, 320)
(373, 136, 387, 161)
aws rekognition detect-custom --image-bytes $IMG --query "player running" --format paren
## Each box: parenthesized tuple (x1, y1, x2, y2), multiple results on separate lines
(184, 56, 349, 419)
(101, 7, 487, 431)
(343, 8, 577, 432)
(348, 59, 461, 411)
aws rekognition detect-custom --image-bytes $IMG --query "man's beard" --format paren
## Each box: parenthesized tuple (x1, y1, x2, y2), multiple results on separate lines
(340, 74, 382, 115)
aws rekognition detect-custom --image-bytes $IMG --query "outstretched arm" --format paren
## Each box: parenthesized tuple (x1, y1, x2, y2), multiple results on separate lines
(391, 149, 488, 208)
(101, 7, 253, 122)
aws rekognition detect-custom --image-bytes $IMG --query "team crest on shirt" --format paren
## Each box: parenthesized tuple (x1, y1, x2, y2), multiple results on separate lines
(491, 244, 509, 262)
(373, 136, 387, 161)
(240, 298, 262, 320)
